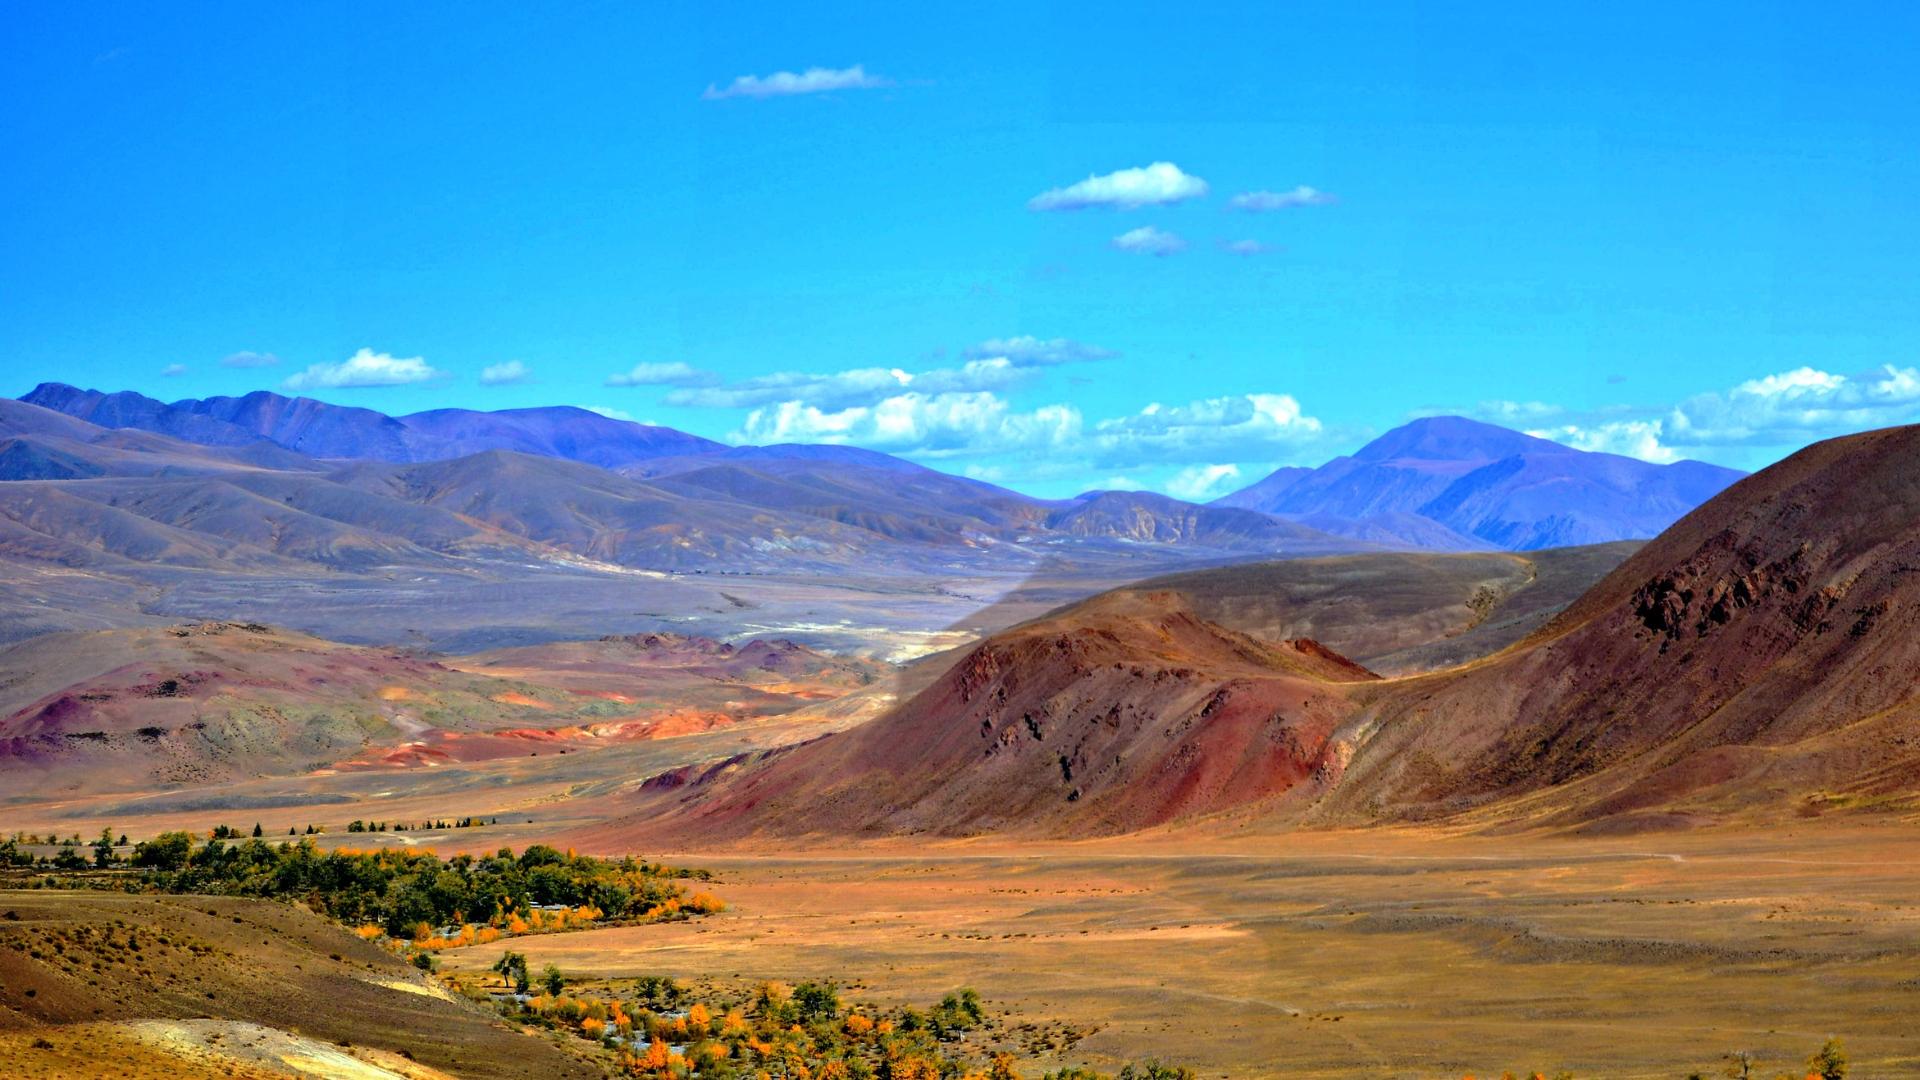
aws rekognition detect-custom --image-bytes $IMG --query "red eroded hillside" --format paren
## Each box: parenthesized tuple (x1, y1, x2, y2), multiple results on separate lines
(1317, 423, 1920, 829)
(571, 590, 1377, 844)
(575, 424, 1920, 845)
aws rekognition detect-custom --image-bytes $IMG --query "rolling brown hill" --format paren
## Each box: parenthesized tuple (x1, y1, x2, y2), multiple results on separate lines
(1101, 541, 1641, 675)
(574, 424, 1920, 845)
(0, 397, 1395, 661)
(447, 631, 884, 723)
(0, 622, 595, 799)
(1317, 422, 1920, 829)
(1042, 490, 1364, 554)
(571, 589, 1377, 844)
(0, 622, 888, 803)
(0, 890, 602, 1080)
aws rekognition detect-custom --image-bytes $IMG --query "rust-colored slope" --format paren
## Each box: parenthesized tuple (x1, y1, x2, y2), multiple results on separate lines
(1321, 423, 1920, 827)
(572, 591, 1376, 844)
(0, 622, 892, 801)
(581, 424, 1920, 844)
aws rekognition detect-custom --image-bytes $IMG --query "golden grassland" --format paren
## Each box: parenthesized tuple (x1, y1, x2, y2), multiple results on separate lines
(430, 821, 1920, 1079)
(3, 820, 1917, 1077)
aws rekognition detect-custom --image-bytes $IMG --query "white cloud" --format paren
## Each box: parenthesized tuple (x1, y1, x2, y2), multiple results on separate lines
(718, 386, 1330, 480)
(221, 350, 280, 368)
(160, 363, 187, 377)
(1667, 364, 1920, 448)
(671, 339, 1111, 412)
(584, 406, 637, 421)
(673, 366, 917, 409)
(1529, 420, 1679, 463)
(739, 391, 1082, 457)
(703, 64, 890, 101)
(632, 330, 1329, 490)
(1165, 463, 1242, 501)
(1474, 400, 1564, 423)
(1112, 226, 1186, 256)
(1229, 186, 1338, 211)
(1028, 162, 1209, 211)
(1092, 393, 1323, 464)
(479, 360, 530, 386)
(1738, 367, 1848, 397)
(282, 348, 442, 390)
(964, 335, 1115, 365)
(1452, 363, 1920, 468)
(606, 361, 721, 388)
(1220, 239, 1274, 256)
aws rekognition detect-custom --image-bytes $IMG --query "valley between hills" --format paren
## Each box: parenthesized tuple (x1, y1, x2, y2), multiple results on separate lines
(3, 389, 1918, 1078)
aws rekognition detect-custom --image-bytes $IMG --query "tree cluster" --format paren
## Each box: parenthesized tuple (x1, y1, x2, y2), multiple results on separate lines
(118, 832, 704, 937)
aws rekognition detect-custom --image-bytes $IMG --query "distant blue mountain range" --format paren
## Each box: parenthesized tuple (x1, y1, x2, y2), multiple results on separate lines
(19, 382, 721, 467)
(1211, 415, 1744, 550)
(17, 383, 1743, 553)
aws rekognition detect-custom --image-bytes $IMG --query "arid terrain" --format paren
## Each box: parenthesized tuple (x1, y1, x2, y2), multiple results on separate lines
(431, 824, 1920, 1079)
(6, 820, 1918, 1079)
(8, 6, 1913, 1073)
(2, 417, 1916, 1078)
(0, 539, 1625, 839)
(0, 888, 604, 1080)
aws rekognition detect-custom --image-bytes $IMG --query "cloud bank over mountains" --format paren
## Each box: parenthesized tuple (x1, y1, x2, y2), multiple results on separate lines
(1458, 364, 1920, 468)
(180, 334, 1920, 505)
(283, 349, 443, 390)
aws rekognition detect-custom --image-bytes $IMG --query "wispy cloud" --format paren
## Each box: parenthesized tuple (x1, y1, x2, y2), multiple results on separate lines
(1093, 393, 1324, 464)
(1029, 162, 1209, 211)
(160, 363, 187, 377)
(1112, 226, 1186, 256)
(703, 64, 891, 101)
(1220, 239, 1275, 257)
(672, 337, 1113, 411)
(674, 361, 1013, 410)
(221, 351, 279, 369)
(1165, 463, 1242, 501)
(635, 329, 1331, 491)
(1471, 400, 1564, 424)
(739, 392, 1083, 457)
(585, 405, 637, 421)
(1228, 185, 1337, 211)
(1454, 363, 1920, 467)
(964, 336, 1116, 366)
(1666, 364, 1920, 449)
(1528, 420, 1678, 463)
(282, 348, 442, 390)
(605, 361, 721, 388)
(479, 360, 531, 386)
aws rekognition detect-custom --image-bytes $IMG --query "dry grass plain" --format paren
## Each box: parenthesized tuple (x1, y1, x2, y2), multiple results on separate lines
(436, 823, 1920, 1079)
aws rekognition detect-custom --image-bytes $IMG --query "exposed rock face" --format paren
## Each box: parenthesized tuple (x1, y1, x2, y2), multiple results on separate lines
(1322, 423, 1920, 826)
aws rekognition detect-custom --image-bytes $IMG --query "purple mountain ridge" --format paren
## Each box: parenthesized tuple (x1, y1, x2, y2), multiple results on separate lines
(18, 386, 1742, 555)
(1212, 415, 1744, 550)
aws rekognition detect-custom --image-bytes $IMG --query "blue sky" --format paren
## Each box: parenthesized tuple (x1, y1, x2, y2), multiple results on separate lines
(5, 2, 1919, 499)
